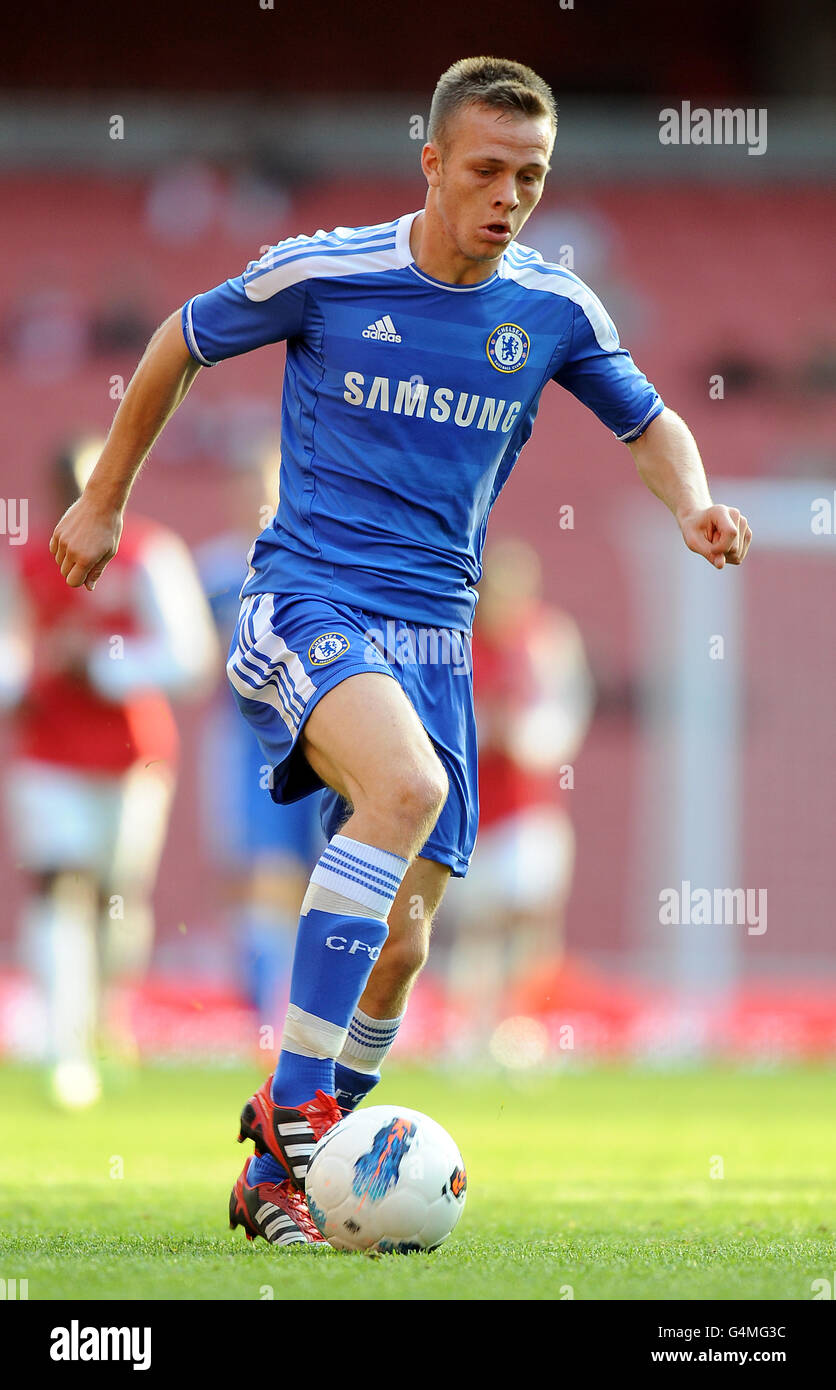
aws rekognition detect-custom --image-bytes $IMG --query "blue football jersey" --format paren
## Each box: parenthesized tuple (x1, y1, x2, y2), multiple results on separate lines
(181, 211, 663, 630)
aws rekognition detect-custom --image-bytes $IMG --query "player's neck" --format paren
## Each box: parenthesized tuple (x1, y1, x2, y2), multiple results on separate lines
(409, 209, 502, 287)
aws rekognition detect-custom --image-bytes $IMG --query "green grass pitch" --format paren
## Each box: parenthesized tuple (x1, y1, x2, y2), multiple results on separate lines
(1, 1062, 833, 1301)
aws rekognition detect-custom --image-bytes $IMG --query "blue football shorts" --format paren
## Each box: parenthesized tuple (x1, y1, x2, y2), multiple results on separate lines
(199, 690, 325, 870)
(226, 591, 478, 877)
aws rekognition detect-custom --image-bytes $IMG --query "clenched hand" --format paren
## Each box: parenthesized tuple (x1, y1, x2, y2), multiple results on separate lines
(678, 505, 752, 569)
(49, 495, 124, 591)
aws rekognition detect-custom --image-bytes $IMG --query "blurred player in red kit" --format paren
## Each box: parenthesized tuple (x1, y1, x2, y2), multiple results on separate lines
(194, 454, 325, 1026)
(445, 537, 594, 1040)
(0, 438, 217, 1106)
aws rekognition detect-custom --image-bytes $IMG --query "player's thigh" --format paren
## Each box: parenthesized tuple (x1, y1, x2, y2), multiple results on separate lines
(109, 761, 176, 890)
(300, 671, 447, 811)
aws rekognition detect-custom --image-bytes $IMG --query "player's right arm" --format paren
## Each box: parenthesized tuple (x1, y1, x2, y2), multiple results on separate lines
(50, 313, 202, 590)
(52, 235, 311, 590)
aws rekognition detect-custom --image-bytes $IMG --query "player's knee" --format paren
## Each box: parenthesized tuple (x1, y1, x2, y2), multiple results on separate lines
(385, 757, 448, 841)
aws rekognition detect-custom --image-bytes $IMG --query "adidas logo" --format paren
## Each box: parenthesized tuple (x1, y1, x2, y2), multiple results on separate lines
(363, 314, 401, 343)
(277, 1117, 317, 1180)
(254, 1202, 307, 1245)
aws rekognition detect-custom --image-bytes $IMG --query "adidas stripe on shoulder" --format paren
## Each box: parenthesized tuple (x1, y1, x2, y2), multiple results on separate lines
(242, 219, 405, 303)
(500, 240, 619, 351)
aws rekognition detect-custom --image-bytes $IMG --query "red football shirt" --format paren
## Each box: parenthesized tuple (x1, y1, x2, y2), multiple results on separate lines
(15, 517, 179, 773)
(474, 603, 565, 830)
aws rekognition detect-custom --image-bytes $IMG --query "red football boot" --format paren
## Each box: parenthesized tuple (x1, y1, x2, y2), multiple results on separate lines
(229, 1156, 327, 1245)
(237, 1076, 343, 1191)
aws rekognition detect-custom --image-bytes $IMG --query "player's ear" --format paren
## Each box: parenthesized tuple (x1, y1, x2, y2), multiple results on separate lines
(421, 142, 442, 187)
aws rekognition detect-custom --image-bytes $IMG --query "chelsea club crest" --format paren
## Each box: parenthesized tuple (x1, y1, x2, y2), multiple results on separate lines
(309, 632, 350, 665)
(486, 323, 530, 373)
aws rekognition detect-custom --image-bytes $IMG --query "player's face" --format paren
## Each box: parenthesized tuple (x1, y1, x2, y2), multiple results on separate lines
(429, 104, 554, 264)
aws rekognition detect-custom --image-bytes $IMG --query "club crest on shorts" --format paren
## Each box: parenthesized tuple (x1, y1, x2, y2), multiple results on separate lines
(486, 323, 530, 373)
(308, 632, 350, 665)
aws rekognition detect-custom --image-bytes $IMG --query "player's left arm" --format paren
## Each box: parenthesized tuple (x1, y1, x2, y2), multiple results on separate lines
(627, 407, 752, 569)
(552, 295, 751, 570)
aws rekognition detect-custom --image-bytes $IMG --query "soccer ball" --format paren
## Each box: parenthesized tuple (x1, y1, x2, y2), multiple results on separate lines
(305, 1104, 467, 1253)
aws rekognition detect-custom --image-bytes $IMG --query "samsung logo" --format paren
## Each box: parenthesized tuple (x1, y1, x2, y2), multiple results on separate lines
(343, 372, 522, 434)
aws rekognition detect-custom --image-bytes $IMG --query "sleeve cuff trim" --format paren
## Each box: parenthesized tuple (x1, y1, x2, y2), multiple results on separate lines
(617, 399, 664, 442)
(182, 298, 216, 367)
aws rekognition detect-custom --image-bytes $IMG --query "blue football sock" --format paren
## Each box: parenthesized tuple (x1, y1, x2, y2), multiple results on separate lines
(247, 1151, 285, 1186)
(273, 1044, 336, 1108)
(271, 835, 408, 1108)
(238, 906, 294, 1019)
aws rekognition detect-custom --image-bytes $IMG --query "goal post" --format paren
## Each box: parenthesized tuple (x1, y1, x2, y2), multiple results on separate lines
(618, 479, 836, 1021)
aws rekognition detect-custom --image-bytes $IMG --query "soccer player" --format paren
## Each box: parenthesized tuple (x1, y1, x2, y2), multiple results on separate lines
(49, 56, 752, 1244)
(2, 437, 217, 1107)
(445, 536, 595, 1044)
(194, 461, 325, 1024)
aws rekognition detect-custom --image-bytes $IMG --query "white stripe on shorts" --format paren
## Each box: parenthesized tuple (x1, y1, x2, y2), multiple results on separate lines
(226, 595, 316, 733)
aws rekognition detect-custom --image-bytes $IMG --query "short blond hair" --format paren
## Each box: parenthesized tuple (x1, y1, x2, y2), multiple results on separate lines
(428, 56, 558, 152)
